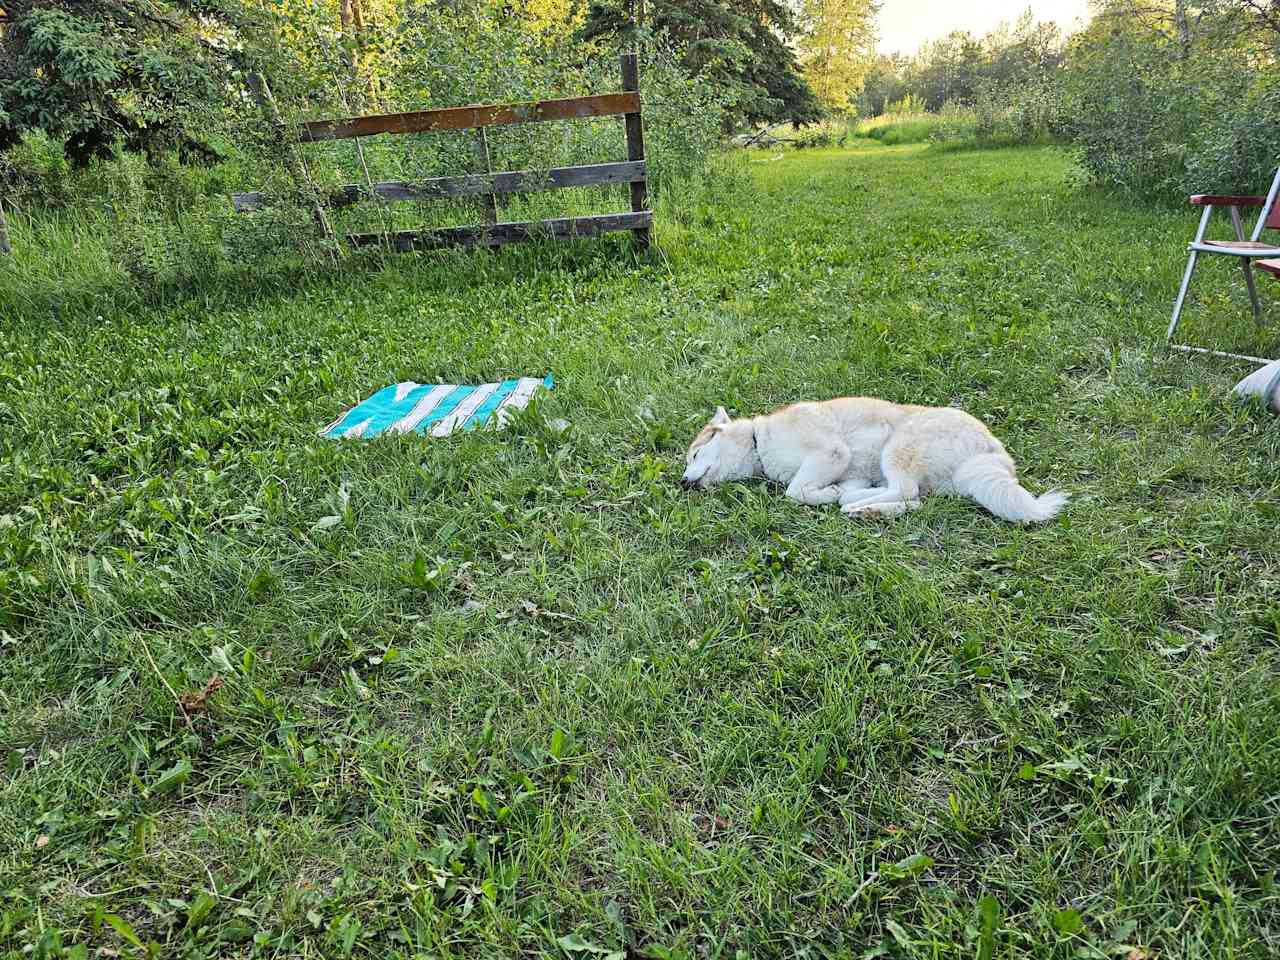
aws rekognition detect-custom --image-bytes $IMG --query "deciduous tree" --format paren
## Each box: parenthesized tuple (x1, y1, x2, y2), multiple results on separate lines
(797, 0, 879, 113)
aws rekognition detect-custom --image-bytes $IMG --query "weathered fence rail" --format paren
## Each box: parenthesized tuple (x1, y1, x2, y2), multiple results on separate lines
(233, 53, 651, 254)
(232, 160, 647, 212)
(296, 92, 641, 142)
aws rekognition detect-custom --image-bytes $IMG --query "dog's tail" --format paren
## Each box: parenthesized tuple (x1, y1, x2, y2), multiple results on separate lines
(953, 454, 1068, 524)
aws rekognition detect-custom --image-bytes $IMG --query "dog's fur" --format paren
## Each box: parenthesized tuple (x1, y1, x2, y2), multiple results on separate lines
(681, 398, 1067, 523)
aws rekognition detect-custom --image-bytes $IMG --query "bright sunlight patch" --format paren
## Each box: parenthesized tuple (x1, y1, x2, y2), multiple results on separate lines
(322, 374, 553, 439)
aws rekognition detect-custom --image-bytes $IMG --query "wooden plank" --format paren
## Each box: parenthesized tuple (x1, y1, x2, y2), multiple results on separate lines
(1189, 194, 1266, 206)
(619, 53, 650, 250)
(298, 91, 641, 142)
(347, 211, 653, 252)
(232, 161, 646, 211)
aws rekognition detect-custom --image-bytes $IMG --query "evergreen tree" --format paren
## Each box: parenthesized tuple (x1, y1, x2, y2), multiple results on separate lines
(579, 0, 823, 127)
(0, 0, 257, 162)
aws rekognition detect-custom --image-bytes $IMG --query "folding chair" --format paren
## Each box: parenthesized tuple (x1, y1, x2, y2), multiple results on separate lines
(1167, 167, 1280, 363)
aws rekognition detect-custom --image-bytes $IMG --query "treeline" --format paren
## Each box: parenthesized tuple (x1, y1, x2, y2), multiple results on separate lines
(855, 1, 1280, 202)
(4, 0, 1277, 210)
(0, 0, 745, 292)
(0, 0, 881, 171)
(861, 13, 1064, 116)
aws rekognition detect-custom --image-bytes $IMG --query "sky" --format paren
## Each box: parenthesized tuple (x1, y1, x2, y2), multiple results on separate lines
(876, 1, 1093, 56)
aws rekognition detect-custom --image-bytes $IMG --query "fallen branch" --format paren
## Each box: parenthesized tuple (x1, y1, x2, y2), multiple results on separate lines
(735, 124, 787, 148)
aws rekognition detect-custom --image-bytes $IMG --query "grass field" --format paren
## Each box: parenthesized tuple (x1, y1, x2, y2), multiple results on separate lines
(854, 115, 938, 146)
(3, 144, 1279, 959)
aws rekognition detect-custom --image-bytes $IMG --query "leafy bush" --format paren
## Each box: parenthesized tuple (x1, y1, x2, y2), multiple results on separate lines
(927, 103, 979, 144)
(885, 93, 927, 116)
(789, 120, 852, 149)
(925, 77, 1062, 149)
(1056, 1, 1275, 201)
(631, 45, 731, 190)
(0, 0, 241, 163)
(1, 130, 72, 206)
(1183, 79, 1280, 197)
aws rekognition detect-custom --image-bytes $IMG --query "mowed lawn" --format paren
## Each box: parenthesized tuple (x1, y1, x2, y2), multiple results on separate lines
(2, 144, 1279, 959)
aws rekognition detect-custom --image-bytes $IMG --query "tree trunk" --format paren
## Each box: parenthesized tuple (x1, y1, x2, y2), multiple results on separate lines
(339, 0, 357, 77)
(348, 0, 373, 107)
(0, 197, 11, 257)
(1175, 0, 1190, 59)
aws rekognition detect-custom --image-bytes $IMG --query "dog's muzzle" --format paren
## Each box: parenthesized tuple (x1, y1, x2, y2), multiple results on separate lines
(680, 475, 702, 490)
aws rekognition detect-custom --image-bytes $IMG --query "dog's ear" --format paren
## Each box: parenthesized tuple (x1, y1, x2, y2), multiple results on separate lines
(711, 406, 730, 426)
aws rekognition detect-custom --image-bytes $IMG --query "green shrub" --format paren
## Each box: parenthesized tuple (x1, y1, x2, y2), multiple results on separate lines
(885, 93, 927, 116)
(877, 120, 937, 145)
(1056, 1, 1273, 201)
(1182, 78, 1280, 196)
(789, 120, 852, 150)
(928, 103, 979, 143)
(925, 77, 1062, 150)
(2, 130, 73, 207)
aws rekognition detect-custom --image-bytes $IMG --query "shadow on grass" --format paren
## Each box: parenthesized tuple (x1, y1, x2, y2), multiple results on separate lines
(1, 228, 659, 332)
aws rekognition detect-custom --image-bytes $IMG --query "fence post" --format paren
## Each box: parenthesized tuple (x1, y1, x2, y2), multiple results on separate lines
(246, 71, 341, 265)
(0, 197, 11, 258)
(619, 52, 650, 250)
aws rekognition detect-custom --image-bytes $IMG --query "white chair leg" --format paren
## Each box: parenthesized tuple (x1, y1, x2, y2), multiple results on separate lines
(1167, 251, 1199, 346)
(1242, 259, 1263, 324)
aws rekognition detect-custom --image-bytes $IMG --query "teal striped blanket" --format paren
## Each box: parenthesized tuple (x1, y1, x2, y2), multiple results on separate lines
(322, 374, 553, 439)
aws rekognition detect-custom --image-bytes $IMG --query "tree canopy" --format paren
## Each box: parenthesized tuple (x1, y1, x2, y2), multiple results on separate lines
(0, 0, 258, 162)
(797, 0, 879, 114)
(579, 0, 823, 127)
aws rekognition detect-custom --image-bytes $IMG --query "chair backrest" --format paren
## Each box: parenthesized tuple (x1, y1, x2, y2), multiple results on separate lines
(1258, 167, 1280, 236)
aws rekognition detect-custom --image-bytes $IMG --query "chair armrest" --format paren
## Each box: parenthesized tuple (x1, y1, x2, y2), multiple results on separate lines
(1189, 194, 1266, 206)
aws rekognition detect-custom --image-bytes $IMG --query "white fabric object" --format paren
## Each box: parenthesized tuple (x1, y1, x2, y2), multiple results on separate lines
(1233, 359, 1280, 412)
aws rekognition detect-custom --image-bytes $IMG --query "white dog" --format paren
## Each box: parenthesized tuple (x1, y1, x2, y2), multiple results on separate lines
(681, 398, 1068, 523)
(1234, 359, 1280, 413)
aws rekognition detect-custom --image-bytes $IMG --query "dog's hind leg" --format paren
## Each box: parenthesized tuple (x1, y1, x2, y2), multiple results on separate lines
(841, 443, 923, 518)
(785, 445, 852, 505)
(843, 496, 922, 518)
(839, 480, 923, 516)
(836, 476, 876, 505)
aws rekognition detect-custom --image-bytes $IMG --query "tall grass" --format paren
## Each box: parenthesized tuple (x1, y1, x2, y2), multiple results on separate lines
(853, 113, 938, 146)
(853, 83, 1062, 153)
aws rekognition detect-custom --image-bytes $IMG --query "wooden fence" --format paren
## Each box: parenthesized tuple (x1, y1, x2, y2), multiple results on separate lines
(233, 53, 650, 255)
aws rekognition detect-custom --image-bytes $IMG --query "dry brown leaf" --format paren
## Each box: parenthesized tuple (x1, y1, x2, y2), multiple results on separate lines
(178, 674, 224, 715)
(35, 834, 50, 848)
(1127, 950, 1153, 960)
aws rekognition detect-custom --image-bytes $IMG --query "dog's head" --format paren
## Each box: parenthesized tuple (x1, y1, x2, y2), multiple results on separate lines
(681, 406, 757, 490)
